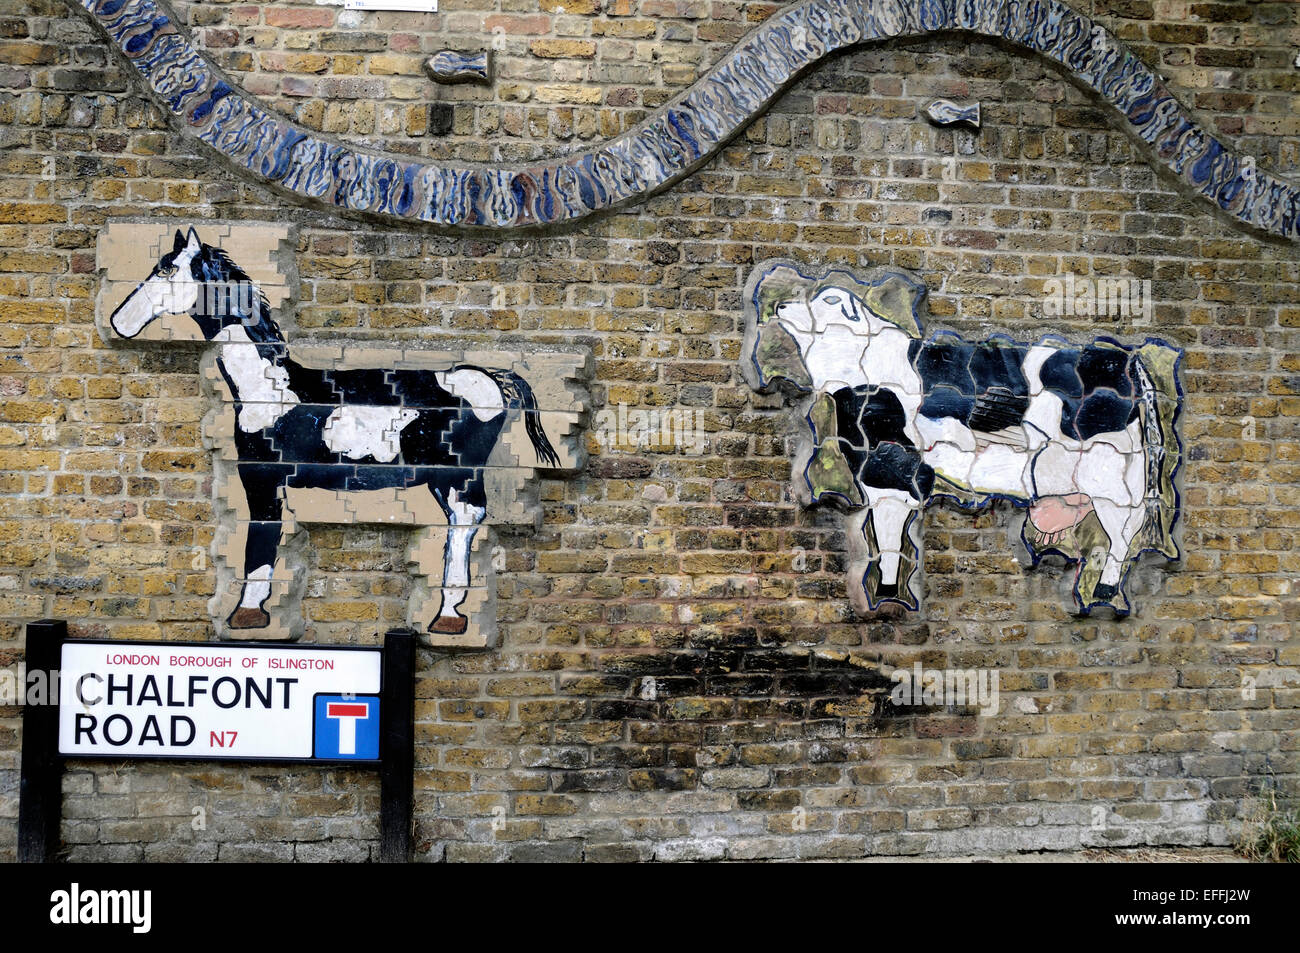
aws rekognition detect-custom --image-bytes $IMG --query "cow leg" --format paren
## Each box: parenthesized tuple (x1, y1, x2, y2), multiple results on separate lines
(1076, 431, 1147, 608)
(1088, 498, 1146, 607)
(430, 486, 486, 635)
(860, 486, 921, 605)
(229, 464, 288, 629)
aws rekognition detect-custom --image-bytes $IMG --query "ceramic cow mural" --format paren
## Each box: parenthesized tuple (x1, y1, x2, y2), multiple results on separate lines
(99, 222, 588, 645)
(742, 261, 1183, 616)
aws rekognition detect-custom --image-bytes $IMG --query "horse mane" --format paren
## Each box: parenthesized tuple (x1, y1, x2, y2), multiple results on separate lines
(193, 244, 284, 346)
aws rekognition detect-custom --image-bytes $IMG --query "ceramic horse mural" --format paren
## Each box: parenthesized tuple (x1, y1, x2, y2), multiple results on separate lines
(742, 261, 1183, 616)
(109, 227, 566, 638)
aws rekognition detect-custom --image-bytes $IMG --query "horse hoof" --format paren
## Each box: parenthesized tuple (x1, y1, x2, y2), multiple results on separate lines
(228, 606, 270, 629)
(429, 615, 468, 635)
(1093, 583, 1119, 602)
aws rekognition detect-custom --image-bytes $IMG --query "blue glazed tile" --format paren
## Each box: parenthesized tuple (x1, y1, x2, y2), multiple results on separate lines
(923, 98, 981, 128)
(425, 50, 492, 85)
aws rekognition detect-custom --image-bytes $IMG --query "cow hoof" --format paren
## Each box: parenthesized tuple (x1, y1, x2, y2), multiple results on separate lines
(876, 583, 899, 599)
(430, 615, 468, 635)
(1093, 583, 1118, 602)
(228, 606, 270, 629)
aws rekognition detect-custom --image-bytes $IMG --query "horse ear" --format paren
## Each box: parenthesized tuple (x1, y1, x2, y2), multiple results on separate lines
(185, 227, 202, 252)
(172, 229, 186, 253)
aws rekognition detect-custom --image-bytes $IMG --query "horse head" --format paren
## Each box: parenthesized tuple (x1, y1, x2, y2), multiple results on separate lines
(109, 228, 276, 343)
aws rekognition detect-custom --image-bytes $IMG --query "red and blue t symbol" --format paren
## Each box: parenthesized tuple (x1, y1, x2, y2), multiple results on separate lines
(314, 694, 380, 759)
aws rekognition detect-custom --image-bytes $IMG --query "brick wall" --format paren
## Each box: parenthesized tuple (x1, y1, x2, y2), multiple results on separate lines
(0, 0, 1297, 860)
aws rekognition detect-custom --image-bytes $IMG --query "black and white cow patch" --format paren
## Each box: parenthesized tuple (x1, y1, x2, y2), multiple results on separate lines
(909, 337, 1142, 442)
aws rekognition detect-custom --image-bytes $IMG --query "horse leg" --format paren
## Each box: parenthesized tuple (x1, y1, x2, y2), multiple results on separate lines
(430, 485, 486, 635)
(229, 463, 288, 629)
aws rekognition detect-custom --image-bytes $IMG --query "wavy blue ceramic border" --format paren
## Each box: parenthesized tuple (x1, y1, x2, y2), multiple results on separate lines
(80, 0, 1300, 236)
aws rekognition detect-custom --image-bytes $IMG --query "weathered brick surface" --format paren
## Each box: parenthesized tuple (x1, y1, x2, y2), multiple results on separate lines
(0, 0, 1297, 861)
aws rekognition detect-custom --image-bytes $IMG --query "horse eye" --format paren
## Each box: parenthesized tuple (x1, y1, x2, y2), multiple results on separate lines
(158, 265, 176, 277)
(822, 295, 841, 305)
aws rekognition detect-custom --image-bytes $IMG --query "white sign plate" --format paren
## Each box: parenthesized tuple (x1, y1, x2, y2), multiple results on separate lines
(316, 0, 438, 11)
(58, 641, 382, 762)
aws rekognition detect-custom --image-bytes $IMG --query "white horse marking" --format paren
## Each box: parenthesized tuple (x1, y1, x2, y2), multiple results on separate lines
(323, 405, 420, 462)
(239, 563, 273, 609)
(437, 368, 505, 421)
(213, 325, 300, 432)
(437, 487, 487, 623)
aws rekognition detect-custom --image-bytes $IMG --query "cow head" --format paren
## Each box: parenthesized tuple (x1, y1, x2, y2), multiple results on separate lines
(740, 261, 927, 394)
(773, 285, 869, 337)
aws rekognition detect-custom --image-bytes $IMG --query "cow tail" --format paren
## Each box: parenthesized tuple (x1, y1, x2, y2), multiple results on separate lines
(487, 369, 561, 468)
(1134, 355, 1163, 505)
(1132, 347, 1180, 557)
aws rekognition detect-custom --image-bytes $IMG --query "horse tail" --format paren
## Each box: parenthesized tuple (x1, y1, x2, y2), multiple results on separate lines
(486, 369, 561, 469)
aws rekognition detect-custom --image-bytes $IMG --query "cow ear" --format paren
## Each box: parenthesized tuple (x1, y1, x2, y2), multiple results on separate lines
(184, 227, 202, 253)
(172, 229, 186, 253)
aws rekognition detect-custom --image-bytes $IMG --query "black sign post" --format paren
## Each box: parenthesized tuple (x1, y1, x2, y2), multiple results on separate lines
(18, 619, 65, 863)
(379, 627, 416, 863)
(16, 621, 417, 863)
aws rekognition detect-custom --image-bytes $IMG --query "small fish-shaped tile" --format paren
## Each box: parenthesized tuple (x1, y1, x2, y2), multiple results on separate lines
(922, 99, 981, 129)
(424, 50, 493, 85)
